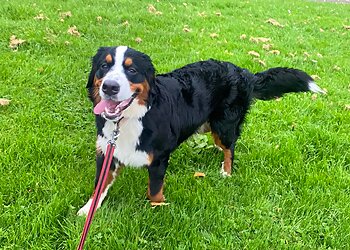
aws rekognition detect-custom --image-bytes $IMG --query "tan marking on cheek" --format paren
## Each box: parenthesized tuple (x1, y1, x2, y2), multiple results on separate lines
(129, 80, 150, 106)
(124, 57, 133, 66)
(212, 133, 232, 175)
(105, 54, 112, 63)
(93, 77, 102, 105)
(147, 153, 154, 165)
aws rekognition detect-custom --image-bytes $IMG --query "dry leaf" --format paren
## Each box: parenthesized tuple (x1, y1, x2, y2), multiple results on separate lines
(34, 13, 48, 20)
(288, 52, 296, 58)
(311, 75, 321, 80)
(183, 3, 188, 6)
(266, 18, 284, 28)
(311, 59, 318, 63)
(122, 20, 129, 26)
(311, 94, 317, 100)
(148, 4, 162, 15)
(215, 11, 222, 16)
(345, 105, 350, 110)
(60, 11, 72, 19)
(67, 26, 80, 36)
(135, 37, 142, 43)
(316, 53, 323, 58)
(319, 28, 324, 32)
(262, 44, 273, 50)
(343, 25, 350, 30)
(0, 98, 11, 106)
(64, 41, 70, 46)
(240, 34, 247, 39)
(198, 11, 206, 17)
(150, 202, 170, 207)
(303, 52, 310, 57)
(210, 33, 219, 38)
(269, 50, 280, 55)
(9, 35, 25, 49)
(253, 58, 266, 67)
(183, 25, 191, 32)
(248, 51, 260, 57)
(96, 16, 102, 22)
(333, 65, 341, 71)
(194, 172, 206, 177)
(250, 37, 271, 43)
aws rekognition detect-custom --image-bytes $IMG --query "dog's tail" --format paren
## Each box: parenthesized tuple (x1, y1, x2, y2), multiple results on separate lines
(252, 67, 325, 100)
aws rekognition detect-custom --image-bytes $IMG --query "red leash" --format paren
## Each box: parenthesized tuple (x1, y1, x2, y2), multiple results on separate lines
(77, 127, 119, 250)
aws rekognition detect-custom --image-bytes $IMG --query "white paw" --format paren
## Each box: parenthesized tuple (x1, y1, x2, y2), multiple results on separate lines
(77, 199, 93, 216)
(220, 162, 231, 177)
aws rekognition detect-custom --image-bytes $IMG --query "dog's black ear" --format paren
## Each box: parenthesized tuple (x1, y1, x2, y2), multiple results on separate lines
(86, 47, 110, 88)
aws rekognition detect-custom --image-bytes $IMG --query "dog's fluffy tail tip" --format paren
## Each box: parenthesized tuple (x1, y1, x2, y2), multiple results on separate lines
(308, 81, 326, 94)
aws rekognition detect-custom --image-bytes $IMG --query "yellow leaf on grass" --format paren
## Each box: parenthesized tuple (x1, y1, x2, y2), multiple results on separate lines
(67, 26, 80, 36)
(266, 18, 284, 28)
(250, 37, 271, 43)
(194, 172, 206, 177)
(9, 35, 25, 50)
(135, 37, 142, 43)
(248, 51, 260, 57)
(0, 98, 11, 106)
(150, 202, 170, 207)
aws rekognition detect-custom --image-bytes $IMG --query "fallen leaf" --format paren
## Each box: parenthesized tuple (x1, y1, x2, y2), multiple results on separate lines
(303, 52, 310, 57)
(183, 3, 188, 7)
(345, 105, 350, 110)
(288, 52, 296, 58)
(311, 59, 318, 63)
(96, 16, 102, 22)
(248, 51, 260, 57)
(34, 13, 48, 20)
(250, 37, 271, 43)
(311, 75, 321, 80)
(262, 44, 273, 50)
(198, 11, 206, 17)
(150, 202, 170, 207)
(0, 98, 11, 106)
(210, 33, 219, 38)
(311, 94, 317, 100)
(266, 18, 284, 28)
(253, 58, 266, 67)
(60, 11, 72, 19)
(64, 41, 70, 46)
(183, 25, 191, 32)
(319, 28, 324, 32)
(269, 50, 280, 55)
(316, 53, 323, 58)
(275, 144, 280, 149)
(215, 11, 222, 16)
(122, 20, 129, 26)
(343, 25, 350, 30)
(67, 26, 80, 36)
(9, 35, 25, 49)
(194, 172, 206, 177)
(135, 37, 142, 43)
(333, 65, 341, 71)
(240, 34, 247, 39)
(148, 4, 162, 15)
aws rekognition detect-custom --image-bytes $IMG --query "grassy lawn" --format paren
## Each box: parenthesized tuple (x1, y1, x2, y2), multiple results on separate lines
(1, 0, 350, 249)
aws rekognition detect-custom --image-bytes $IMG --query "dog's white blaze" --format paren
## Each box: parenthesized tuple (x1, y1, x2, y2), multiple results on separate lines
(308, 81, 326, 94)
(100, 46, 133, 101)
(77, 170, 118, 216)
(97, 104, 149, 167)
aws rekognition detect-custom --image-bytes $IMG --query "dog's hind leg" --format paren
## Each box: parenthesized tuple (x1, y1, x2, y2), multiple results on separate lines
(77, 154, 122, 216)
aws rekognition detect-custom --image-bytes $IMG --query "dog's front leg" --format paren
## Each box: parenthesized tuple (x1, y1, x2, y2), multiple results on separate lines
(147, 156, 169, 202)
(77, 153, 122, 216)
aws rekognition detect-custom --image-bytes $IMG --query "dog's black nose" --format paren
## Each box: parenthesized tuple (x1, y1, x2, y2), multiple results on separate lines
(102, 80, 120, 96)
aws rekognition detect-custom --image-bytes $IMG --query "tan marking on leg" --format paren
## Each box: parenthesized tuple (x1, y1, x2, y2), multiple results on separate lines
(124, 57, 133, 67)
(147, 178, 165, 202)
(105, 54, 112, 63)
(212, 133, 232, 176)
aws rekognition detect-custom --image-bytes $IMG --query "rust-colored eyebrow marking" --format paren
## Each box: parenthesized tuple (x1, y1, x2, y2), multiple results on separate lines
(105, 54, 112, 63)
(124, 57, 133, 66)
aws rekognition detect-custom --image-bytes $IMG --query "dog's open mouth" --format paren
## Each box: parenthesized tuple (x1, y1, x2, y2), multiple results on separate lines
(93, 97, 134, 119)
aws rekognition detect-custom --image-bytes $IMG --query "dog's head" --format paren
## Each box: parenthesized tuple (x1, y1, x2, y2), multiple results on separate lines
(87, 46, 155, 119)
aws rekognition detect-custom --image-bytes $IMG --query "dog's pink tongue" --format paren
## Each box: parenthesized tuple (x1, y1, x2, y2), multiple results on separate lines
(93, 99, 117, 115)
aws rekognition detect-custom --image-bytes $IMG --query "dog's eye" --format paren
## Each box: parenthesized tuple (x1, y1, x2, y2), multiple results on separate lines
(101, 63, 108, 69)
(127, 68, 137, 74)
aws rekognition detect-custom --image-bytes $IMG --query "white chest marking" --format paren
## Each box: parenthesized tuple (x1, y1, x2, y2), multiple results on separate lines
(96, 104, 149, 167)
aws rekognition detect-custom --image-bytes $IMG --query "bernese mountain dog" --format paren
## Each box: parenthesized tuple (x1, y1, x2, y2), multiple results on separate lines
(77, 45, 324, 215)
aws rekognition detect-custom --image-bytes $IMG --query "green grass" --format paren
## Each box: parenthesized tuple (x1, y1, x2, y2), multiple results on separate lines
(1, 0, 350, 249)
